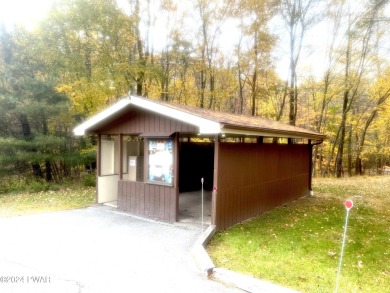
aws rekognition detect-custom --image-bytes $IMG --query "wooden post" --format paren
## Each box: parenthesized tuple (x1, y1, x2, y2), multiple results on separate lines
(308, 139, 313, 193)
(174, 132, 179, 221)
(143, 138, 148, 183)
(97, 134, 101, 177)
(96, 133, 101, 204)
(212, 135, 219, 227)
(119, 133, 123, 180)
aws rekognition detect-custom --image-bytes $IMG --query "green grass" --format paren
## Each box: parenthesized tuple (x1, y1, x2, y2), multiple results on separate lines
(0, 185, 96, 218)
(207, 176, 390, 292)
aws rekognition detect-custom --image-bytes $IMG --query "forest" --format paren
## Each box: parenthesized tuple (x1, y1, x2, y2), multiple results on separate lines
(0, 0, 389, 183)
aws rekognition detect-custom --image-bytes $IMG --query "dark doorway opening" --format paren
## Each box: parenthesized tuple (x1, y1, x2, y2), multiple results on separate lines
(179, 142, 214, 192)
(178, 141, 214, 224)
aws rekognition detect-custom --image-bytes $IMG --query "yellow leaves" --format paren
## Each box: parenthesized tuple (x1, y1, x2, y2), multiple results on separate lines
(57, 79, 117, 116)
(369, 69, 390, 101)
(56, 84, 73, 94)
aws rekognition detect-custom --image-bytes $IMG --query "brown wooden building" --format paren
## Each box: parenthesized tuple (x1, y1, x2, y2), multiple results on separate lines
(74, 95, 325, 230)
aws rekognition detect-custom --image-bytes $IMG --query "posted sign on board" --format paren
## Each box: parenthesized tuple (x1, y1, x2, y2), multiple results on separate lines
(148, 139, 173, 185)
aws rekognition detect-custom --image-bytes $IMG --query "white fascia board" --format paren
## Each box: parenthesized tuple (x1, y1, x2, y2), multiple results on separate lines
(73, 98, 131, 136)
(130, 96, 221, 134)
(221, 127, 320, 140)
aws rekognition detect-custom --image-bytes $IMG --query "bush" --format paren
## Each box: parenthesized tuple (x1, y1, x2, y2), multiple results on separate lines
(83, 173, 96, 187)
(0, 175, 95, 194)
(28, 180, 50, 193)
(0, 176, 27, 194)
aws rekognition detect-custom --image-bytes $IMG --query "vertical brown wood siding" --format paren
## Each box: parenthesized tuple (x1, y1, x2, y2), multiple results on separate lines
(95, 107, 194, 222)
(118, 181, 177, 222)
(98, 107, 198, 134)
(94, 106, 313, 227)
(214, 143, 311, 230)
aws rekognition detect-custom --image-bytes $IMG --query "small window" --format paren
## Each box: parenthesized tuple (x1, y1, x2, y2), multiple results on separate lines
(123, 136, 144, 182)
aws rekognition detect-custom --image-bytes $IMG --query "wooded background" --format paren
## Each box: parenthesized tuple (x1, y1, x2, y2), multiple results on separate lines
(0, 0, 389, 182)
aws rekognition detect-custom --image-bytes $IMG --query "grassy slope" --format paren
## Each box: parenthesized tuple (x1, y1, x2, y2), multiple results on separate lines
(207, 176, 390, 292)
(0, 186, 96, 218)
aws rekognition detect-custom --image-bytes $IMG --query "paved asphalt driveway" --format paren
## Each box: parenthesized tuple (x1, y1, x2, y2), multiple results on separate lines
(0, 206, 240, 293)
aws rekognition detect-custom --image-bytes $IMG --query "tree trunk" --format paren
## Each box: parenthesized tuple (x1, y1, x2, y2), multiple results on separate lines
(238, 68, 244, 114)
(208, 73, 215, 109)
(319, 144, 324, 175)
(335, 28, 351, 178)
(335, 90, 348, 178)
(313, 145, 318, 177)
(200, 67, 206, 108)
(237, 34, 244, 114)
(134, 0, 145, 96)
(19, 113, 32, 140)
(354, 88, 390, 175)
(160, 50, 169, 101)
(288, 13, 296, 126)
(45, 160, 53, 182)
(347, 126, 352, 176)
(276, 80, 288, 121)
(355, 156, 363, 175)
(84, 30, 92, 80)
(289, 71, 296, 125)
(294, 74, 298, 122)
(251, 30, 259, 116)
(322, 125, 341, 177)
(251, 70, 257, 116)
(19, 114, 43, 178)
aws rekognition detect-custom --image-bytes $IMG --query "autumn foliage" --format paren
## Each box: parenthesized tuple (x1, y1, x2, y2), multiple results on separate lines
(0, 0, 389, 181)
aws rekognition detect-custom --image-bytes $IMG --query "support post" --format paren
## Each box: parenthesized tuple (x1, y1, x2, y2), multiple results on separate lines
(96, 133, 101, 204)
(97, 134, 101, 177)
(212, 135, 219, 228)
(174, 132, 179, 221)
(143, 138, 149, 184)
(308, 139, 313, 193)
(201, 177, 204, 232)
(119, 133, 123, 180)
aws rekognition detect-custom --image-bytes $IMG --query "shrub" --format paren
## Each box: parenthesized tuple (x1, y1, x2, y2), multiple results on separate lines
(28, 180, 49, 193)
(0, 176, 27, 194)
(83, 173, 96, 187)
(49, 183, 61, 191)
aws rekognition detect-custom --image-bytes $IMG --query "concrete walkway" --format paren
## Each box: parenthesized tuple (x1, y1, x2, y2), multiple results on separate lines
(0, 206, 240, 293)
(179, 190, 212, 225)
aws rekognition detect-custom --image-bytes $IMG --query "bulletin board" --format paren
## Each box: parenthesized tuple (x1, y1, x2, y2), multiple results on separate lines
(147, 139, 173, 185)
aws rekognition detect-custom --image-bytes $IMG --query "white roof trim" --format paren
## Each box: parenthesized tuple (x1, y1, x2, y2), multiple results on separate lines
(73, 98, 131, 136)
(73, 95, 221, 136)
(129, 96, 221, 134)
(221, 127, 321, 140)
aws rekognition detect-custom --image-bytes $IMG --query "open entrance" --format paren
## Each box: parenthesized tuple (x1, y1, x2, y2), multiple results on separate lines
(98, 135, 119, 206)
(100, 135, 144, 208)
(178, 138, 214, 225)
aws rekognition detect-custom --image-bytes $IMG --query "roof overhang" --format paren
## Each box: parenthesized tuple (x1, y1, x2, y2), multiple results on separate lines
(73, 95, 221, 136)
(130, 96, 221, 134)
(73, 95, 325, 142)
(73, 98, 131, 136)
(220, 125, 325, 141)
